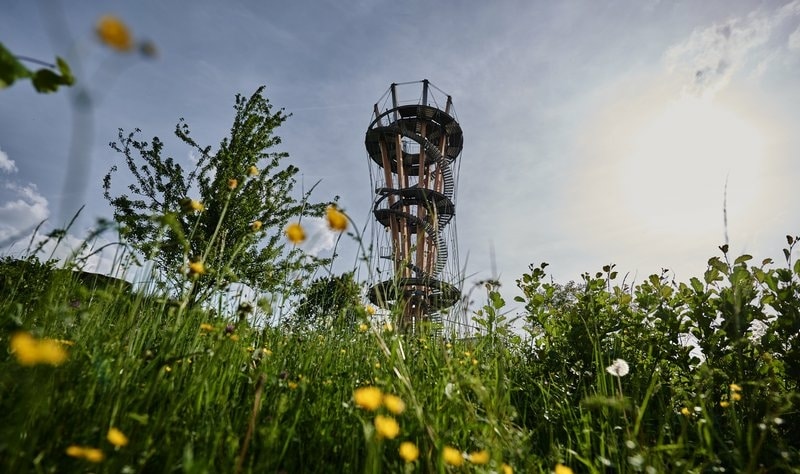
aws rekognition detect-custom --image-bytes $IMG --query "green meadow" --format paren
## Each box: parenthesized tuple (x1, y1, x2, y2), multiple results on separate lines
(1, 233, 799, 473)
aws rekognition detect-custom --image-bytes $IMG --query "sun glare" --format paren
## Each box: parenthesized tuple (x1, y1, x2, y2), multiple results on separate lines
(616, 96, 768, 233)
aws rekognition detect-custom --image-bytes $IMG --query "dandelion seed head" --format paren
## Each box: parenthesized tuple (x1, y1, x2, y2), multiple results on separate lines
(606, 358, 630, 377)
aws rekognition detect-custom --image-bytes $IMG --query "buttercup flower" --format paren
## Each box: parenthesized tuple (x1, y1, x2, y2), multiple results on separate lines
(366, 305, 376, 315)
(555, 463, 575, 474)
(606, 358, 630, 377)
(286, 222, 306, 244)
(96, 15, 133, 51)
(358, 323, 368, 332)
(442, 446, 463, 466)
(399, 441, 419, 463)
(502, 463, 514, 474)
(354, 386, 382, 411)
(66, 445, 105, 462)
(680, 407, 691, 416)
(247, 165, 259, 177)
(250, 220, 263, 231)
(720, 401, 731, 408)
(227, 178, 238, 190)
(469, 449, 490, 465)
(200, 323, 214, 332)
(730, 383, 742, 392)
(107, 427, 128, 447)
(187, 259, 205, 277)
(180, 198, 204, 213)
(326, 205, 348, 231)
(382, 393, 406, 415)
(374, 415, 400, 439)
(10, 331, 68, 366)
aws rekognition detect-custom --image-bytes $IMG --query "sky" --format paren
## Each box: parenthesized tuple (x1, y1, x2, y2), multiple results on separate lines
(2, 0, 800, 316)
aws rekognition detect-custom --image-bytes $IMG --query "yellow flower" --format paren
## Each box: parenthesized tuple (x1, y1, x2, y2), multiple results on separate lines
(680, 407, 691, 416)
(180, 198, 204, 213)
(188, 260, 205, 277)
(502, 463, 514, 474)
(382, 393, 406, 415)
(399, 441, 419, 463)
(288, 381, 299, 390)
(720, 400, 731, 408)
(286, 222, 306, 244)
(374, 415, 400, 439)
(96, 15, 133, 52)
(227, 178, 238, 190)
(383, 322, 394, 332)
(326, 205, 348, 231)
(229, 334, 240, 342)
(66, 445, 105, 462)
(82, 448, 105, 463)
(354, 386, 382, 411)
(358, 323, 369, 332)
(730, 383, 742, 392)
(263, 348, 273, 356)
(469, 449, 490, 465)
(442, 446, 463, 466)
(250, 220, 263, 231)
(731, 392, 742, 401)
(366, 305, 376, 315)
(199, 323, 214, 332)
(10, 332, 68, 366)
(247, 165, 259, 176)
(107, 427, 128, 447)
(555, 463, 574, 474)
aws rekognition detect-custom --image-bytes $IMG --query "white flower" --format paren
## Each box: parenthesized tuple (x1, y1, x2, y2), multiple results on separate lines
(606, 358, 630, 377)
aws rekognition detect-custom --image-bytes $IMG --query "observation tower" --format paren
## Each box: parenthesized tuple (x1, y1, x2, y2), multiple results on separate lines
(365, 80, 465, 335)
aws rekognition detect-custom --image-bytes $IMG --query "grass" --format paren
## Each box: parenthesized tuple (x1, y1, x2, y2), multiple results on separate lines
(2, 233, 800, 473)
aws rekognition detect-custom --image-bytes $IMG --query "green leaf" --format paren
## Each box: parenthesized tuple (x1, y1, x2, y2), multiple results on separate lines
(690, 277, 704, 293)
(794, 259, 800, 276)
(55, 56, 75, 86)
(734, 254, 752, 265)
(0, 42, 32, 88)
(31, 69, 65, 93)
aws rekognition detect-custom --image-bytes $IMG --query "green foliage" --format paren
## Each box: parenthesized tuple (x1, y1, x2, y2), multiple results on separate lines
(0, 42, 74, 93)
(292, 272, 363, 330)
(514, 241, 800, 472)
(102, 86, 328, 304)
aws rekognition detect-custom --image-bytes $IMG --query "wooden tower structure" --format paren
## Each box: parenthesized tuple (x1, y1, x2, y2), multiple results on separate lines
(365, 80, 464, 334)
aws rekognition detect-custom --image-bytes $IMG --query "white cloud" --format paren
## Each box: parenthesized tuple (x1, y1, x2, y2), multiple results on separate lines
(0, 147, 17, 173)
(789, 24, 800, 50)
(664, 1, 800, 97)
(0, 183, 50, 243)
(297, 216, 337, 256)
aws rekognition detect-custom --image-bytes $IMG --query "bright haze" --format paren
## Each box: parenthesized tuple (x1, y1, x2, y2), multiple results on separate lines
(2, 1, 799, 307)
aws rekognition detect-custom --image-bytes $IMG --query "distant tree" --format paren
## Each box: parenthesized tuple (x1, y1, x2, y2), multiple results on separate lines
(292, 272, 362, 330)
(103, 86, 328, 304)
